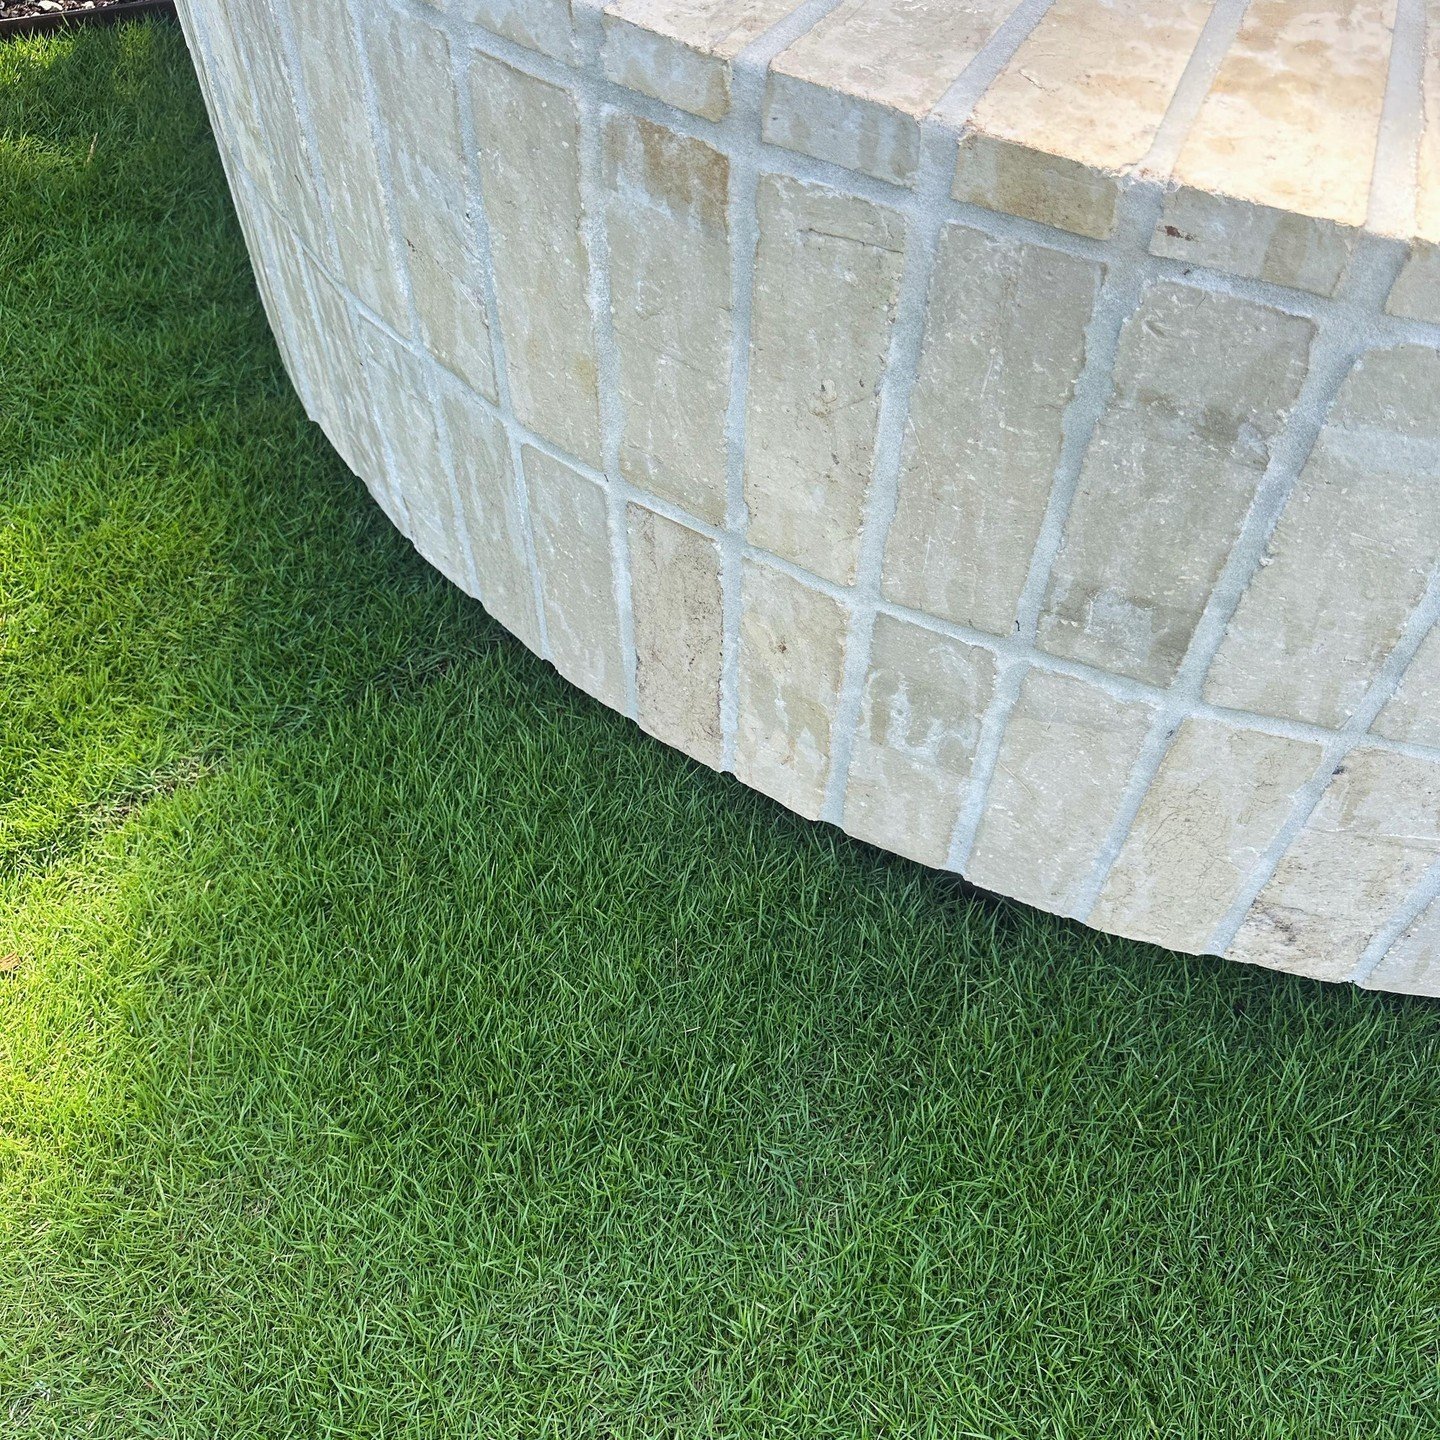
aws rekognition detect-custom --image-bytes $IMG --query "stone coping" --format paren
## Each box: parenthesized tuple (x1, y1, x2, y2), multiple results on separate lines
(177, 0, 1440, 994)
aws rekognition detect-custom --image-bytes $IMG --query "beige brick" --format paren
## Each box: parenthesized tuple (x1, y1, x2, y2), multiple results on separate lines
(1379, 2, 1440, 322)
(764, 0, 1017, 187)
(1419, 0, 1440, 243)
(953, 0, 1213, 239)
(1232, 747, 1440, 982)
(604, 114, 731, 525)
(416, 0, 576, 61)
(628, 507, 724, 765)
(360, 11, 496, 401)
(437, 384, 542, 652)
(241, 199, 317, 414)
(841, 614, 995, 868)
(1363, 895, 1440, 996)
(525, 447, 625, 708)
(1388, 241, 1440, 324)
(353, 318, 471, 589)
(1038, 283, 1314, 686)
(471, 56, 602, 465)
(1171, 0, 1395, 232)
(745, 175, 905, 585)
(1092, 720, 1323, 954)
(736, 562, 849, 820)
(1149, 189, 1354, 298)
(287, 0, 409, 330)
(1374, 624, 1440, 748)
(223, 0, 329, 258)
(882, 225, 1101, 638)
(967, 670, 1155, 915)
(1205, 347, 1440, 728)
(300, 259, 391, 508)
(601, 0, 798, 120)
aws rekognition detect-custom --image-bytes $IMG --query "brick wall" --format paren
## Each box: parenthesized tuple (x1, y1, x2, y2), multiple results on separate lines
(175, 0, 1440, 993)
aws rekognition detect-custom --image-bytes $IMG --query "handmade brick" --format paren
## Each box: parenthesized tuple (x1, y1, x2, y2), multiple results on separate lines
(1232, 747, 1440, 982)
(736, 563, 848, 820)
(1038, 283, 1314, 687)
(1205, 346, 1440, 727)
(628, 507, 724, 765)
(604, 114, 731, 524)
(1092, 720, 1323, 954)
(360, 11, 498, 401)
(882, 224, 1101, 638)
(954, 0, 1213, 238)
(438, 381, 542, 652)
(765, 0, 1018, 187)
(745, 175, 905, 586)
(841, 614, 995, 868)
(471, 55, 602, 464)
(967, 670, 1154, 915)
(525, 447, 626, 708)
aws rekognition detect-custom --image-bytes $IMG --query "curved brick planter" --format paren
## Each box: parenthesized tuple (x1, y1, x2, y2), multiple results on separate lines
(177, 0, 1440, 994)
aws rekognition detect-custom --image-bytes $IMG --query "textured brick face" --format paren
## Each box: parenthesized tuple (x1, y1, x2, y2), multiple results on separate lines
(628, 507, 725, 766)
(966, 671, 1154, 917)
(181, 0, 1440, 993)
(745, 175, 905, 587)
(605, 113, 732, 524)
(736, 562, 848, 821)
(883, 225, 1101, 638)
(360, 10, 497, 400)
(470, 55, 602, 465)
(1037, 284, 1315, 687)
(840, 614, 994, 869)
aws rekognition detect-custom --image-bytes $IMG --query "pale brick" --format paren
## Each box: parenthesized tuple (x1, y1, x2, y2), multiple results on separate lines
(604, 114, 731, 525)
(223, 0, 329, 258)
(882, 225, 1101, 638)
(736, 563, 848, 820)
(1363, 894, 1440, 995)
(471, 56, 602, 465)
(1419, 0, 1440, 241)
(353, 317, 471, 590)
(360, 11, 497, 400)
(967, 670, 1155, 915)
(417, 0, 576, 61)
(764, 0, 1017, 187)
(525, 447, 626, 708)
(601, 0, 798, 120)
(302, 258, 390, 502)
(841, 614, 995, 868)
(240, 199, 316, 415)
(287, 0, 409, 330)
(1170, 0, 1394, 232)
(745, 175, 905, 585)
(1232, 747, 1440, 982)
(954, 0, 1212, 239)
(1388, 242, 1440, 324)
(1092, 720, 1323, 954)
(1205, 347, 1440, 727)
(1149, 189, 1354, 298)
(1038, 284, 1314, 686)
(1374, 624, 1440, 748)
(1388, 6, 1440, 318)
(437, 382, 542, 652)
(628, 507, 724, 765)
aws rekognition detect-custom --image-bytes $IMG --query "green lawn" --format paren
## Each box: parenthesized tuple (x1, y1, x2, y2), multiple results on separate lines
(3, 22, 1440, 1437)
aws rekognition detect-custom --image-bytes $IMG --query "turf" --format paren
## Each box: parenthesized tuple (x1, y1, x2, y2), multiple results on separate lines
(3, 22, 1440, 1438)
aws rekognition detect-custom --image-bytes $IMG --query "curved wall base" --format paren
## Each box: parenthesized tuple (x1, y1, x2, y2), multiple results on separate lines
(176, 0, 1440, 994)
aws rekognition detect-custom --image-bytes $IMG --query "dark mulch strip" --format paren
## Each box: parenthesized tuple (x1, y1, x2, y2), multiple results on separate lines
(0, 0, 174, 35)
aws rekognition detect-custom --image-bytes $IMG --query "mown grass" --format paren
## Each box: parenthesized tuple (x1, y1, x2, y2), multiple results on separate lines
(3, 22, 1440, 1438)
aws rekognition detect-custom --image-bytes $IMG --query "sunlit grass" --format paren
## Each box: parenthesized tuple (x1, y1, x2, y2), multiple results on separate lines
(3, 22, 1440, 1437)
